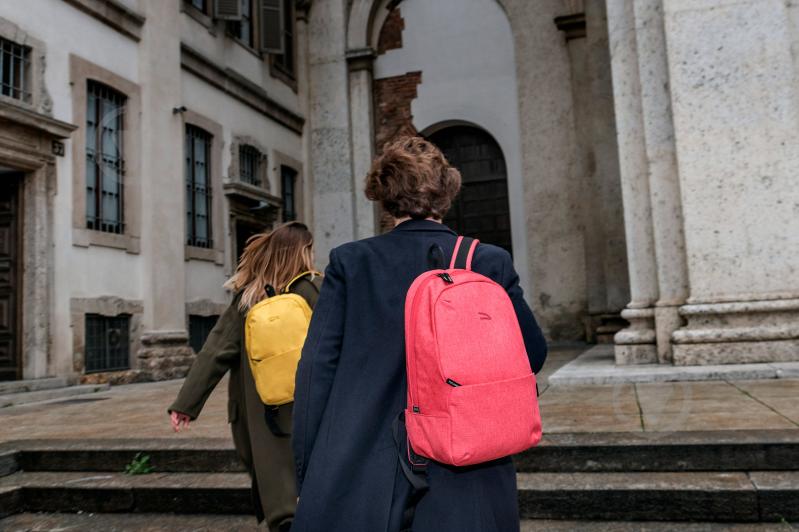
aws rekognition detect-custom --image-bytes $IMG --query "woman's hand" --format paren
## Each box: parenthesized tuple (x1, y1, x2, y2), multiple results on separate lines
(170, 411, 192, 432)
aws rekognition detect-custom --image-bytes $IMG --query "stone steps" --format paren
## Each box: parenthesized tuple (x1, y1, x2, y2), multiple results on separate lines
(0, 469, 796, 522)
(0, 383, 110, 408)
(0, 471, 253, 515)
(0, 430, 797, 523)
(7, 430, 798, 474)
(0, 514, 793, 531)
(518, 471, 798, 522)
(0, 512, 260, 531)
(0, 377, 68, 395)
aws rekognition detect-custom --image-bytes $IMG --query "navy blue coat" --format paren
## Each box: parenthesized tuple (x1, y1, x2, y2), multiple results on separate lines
(292, 219, 547, 532)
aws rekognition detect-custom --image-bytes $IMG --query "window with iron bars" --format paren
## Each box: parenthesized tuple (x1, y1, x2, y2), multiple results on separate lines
(281, 165, 297, 222)
(0, 37, 31, 104)
(86, 81, 126, 234)
(84, 314, 131, 373)
(189, 314, 219, 353)
(186, 125, 214, 248)
(239, 144, 262, 186)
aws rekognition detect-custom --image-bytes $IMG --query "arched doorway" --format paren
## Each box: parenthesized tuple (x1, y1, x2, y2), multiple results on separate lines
(427, 125, 513, 254)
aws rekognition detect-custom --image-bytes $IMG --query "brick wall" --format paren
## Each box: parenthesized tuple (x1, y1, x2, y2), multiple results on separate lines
(377, 7, 404, 55)
(373, 71, 422, 153)
(373, 7, 423, 154)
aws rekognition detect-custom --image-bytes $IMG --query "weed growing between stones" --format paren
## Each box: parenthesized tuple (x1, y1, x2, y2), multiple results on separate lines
(124, 453, 154, 475)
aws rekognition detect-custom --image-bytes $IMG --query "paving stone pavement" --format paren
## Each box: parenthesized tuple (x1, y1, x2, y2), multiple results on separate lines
(0, 345, 797, 443)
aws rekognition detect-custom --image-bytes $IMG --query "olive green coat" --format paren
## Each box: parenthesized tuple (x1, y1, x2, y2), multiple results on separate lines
(169, 276, 321, 529)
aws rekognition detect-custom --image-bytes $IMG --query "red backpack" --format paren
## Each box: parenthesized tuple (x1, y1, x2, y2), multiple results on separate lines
(404, 236, 542, 466)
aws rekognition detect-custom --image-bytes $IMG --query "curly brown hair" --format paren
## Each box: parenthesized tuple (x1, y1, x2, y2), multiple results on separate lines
(365, 136, 462, 220)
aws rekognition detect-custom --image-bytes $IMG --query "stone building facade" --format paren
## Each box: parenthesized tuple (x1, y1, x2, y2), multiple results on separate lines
(307, 0, 799, 369)
(0, 0, 309, 383)
(1, 0, 797, 384)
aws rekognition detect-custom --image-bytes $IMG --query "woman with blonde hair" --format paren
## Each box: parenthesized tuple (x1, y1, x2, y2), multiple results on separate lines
(168, 221, 321, 532)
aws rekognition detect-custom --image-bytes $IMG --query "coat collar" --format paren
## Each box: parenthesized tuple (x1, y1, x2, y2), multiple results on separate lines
(392, 219, 457, 235)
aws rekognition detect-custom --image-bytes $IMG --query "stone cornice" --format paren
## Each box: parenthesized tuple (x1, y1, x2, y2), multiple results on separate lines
(346, 47, 376, 72)
(0, 101, 78, 139)
(180, 44, 304, 135)
(223, 181, 283, 205)
(62, 0, 145, 42)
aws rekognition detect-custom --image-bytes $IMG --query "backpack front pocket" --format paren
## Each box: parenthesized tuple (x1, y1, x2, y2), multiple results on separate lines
(250, 349, 301, 406)
(447, 373, 541, 466)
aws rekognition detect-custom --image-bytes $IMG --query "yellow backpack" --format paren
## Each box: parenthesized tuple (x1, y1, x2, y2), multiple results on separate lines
(244, 271, 319, 405)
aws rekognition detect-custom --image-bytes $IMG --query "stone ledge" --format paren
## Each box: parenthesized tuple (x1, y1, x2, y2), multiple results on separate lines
(180, 44, 305, 134)
(548, 345, 799, 385)
(62, 0, 145, 42)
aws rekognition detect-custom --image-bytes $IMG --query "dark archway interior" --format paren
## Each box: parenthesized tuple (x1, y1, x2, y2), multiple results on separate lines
(428, 126, 513, 255)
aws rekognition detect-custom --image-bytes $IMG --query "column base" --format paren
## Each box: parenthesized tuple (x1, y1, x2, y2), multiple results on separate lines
(654, 304, 684, 364)
(137, 330, 194, 381)
(672, 297, 799, 365)
(584, 312, 628, 344)
(613, 307, 658, 364)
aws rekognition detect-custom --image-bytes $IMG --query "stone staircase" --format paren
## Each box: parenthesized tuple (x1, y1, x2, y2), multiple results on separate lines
(0, 431, 797, 530)
(0, 378, 109, 408)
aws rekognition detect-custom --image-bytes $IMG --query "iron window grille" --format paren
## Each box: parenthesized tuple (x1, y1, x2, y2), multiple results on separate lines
(239, 144, 262, 186)
(228, 0, 254, 47)
(84, 314, 131, 373)
(86, 80, 126, 234)
(186, 125, 214, 248)
(273, 0, 295, 75)
(0, 37, 31, 104)
(189, 314, 219, 353)
(281, 165, 297, 222)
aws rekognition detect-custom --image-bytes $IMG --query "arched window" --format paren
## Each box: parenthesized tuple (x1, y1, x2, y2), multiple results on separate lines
(427, 126, 512, 254)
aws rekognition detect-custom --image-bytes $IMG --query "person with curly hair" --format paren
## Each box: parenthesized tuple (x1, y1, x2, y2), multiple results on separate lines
(291, 136, 547, 531)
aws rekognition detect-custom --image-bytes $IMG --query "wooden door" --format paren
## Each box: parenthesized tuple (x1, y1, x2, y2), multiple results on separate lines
(428, 126, 513, 254)
(0, 176, 20, 380)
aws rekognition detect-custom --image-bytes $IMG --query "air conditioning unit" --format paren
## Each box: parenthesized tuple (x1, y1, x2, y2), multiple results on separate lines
(215, 0, 243, 20)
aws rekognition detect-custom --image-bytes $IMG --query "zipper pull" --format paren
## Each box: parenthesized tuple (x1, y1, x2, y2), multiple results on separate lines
(446, 378, 461, 387)
(437, 273, 454, 284)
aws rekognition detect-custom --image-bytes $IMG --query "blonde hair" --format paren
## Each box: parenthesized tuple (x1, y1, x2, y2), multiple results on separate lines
(224, 221, 316, 311)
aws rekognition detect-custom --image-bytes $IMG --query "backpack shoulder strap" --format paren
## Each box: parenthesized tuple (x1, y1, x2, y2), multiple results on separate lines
(283, 270, 321, 293)
(449, 236, 480, 270)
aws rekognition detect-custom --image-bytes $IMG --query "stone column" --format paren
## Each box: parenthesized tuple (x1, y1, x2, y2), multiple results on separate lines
(632, 0, 689, 364)
(347, 48, 378, 239)
(22, 163, 54, 379)
(296, 2, 313, 230)
(585, 0, 630, 341)
(136, 0, 192, 379)
(664, 0, 799, 365)
(556, 14, 599, 341)
(608, 0, 659, 364)
(307, 0, 358, 262)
